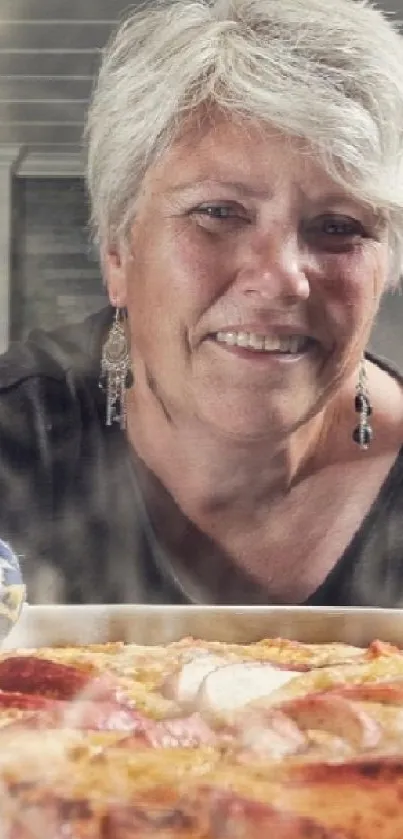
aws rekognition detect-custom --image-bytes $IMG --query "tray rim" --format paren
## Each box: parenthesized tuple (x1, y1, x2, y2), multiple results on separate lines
(17, 604, 403, 616)
(4, 603, 403, 649)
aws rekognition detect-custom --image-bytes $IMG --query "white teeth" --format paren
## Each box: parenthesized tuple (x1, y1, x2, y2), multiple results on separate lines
(249, 334, 265, 350)
(215, 331, 308, 354)
(236, 332, 250, 347)
(264, 336, 281, 352)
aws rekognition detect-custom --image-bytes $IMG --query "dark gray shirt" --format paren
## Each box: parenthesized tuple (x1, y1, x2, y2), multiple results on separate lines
(0, 308, 402, 607)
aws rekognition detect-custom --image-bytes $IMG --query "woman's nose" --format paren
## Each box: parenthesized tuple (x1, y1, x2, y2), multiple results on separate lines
(237, 233, 310, 305)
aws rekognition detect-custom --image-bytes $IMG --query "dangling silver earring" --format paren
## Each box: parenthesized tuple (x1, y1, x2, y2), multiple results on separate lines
(99, 307, 133, 429)
(352, 359, 373, 450)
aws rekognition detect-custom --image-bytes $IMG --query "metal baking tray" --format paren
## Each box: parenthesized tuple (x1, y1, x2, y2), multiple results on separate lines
(4, 604, 403, 649)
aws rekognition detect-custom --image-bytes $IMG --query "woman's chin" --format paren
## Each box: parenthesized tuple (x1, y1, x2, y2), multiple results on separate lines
(196, 401, 308, 443)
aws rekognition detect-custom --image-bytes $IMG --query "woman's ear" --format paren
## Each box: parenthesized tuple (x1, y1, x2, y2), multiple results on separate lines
(103, 246, 128, 308)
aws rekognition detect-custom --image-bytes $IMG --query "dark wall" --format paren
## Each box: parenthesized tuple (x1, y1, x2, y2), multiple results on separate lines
(11, 177, 106, 341)
(370, 291, 403, 370)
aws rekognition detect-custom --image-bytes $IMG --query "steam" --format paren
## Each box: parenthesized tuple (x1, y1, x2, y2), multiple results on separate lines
(0, 633, 402, 835)
(0, 662, 144, 837)
(0, 644, 215, 836)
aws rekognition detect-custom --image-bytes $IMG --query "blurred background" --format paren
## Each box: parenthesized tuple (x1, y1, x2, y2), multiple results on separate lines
(0, 0, 401, 363)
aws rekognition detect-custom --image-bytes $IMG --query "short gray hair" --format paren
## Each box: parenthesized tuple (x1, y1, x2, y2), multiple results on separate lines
(85, 0, 403, 283)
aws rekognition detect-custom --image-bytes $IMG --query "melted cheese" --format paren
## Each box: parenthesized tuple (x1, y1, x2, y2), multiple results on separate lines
(197, 662, 298, 714)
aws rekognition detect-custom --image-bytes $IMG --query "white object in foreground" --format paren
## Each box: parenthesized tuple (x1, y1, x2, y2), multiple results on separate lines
(197, 661, 298, 714)
(163, 652, 230, 707)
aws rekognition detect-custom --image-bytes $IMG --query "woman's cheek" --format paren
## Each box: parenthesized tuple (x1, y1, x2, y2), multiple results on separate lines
(168, 233, 232, 304)
(317, 249, 382, 308)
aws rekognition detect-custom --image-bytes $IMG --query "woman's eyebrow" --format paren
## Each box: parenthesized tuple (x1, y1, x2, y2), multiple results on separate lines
(165, 181, 361, 205)
(164, 179, 274, 199)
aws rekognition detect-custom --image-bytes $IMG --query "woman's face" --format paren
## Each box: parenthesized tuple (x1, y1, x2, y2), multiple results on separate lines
(106, 114, 389, 441)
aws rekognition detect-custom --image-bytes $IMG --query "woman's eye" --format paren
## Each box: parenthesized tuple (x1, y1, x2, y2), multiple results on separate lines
(304, 215, 368, 250)
(189, 204, 250, 227)
(198, 206, 235, 219)
(319, 216, 366, 236)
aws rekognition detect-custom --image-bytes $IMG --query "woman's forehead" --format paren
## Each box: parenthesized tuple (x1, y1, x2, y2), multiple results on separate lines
(142, 114, 370, 212)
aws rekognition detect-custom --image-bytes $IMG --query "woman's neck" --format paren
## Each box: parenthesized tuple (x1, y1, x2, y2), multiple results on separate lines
(125, 382, 345, 528)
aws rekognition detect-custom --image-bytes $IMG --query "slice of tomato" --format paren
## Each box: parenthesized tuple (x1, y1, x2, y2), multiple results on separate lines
(0, 689, 59, 711)
(0, 656, 119, 702)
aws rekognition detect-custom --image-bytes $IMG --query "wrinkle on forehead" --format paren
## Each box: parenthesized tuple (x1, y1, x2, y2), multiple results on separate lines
(140, 109, 381, 224)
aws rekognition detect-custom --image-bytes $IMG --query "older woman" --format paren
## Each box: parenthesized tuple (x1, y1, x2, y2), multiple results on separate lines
(0, 0, 402, 606)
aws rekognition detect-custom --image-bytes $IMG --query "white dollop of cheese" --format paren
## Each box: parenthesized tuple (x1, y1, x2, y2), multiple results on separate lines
(167, 652, 229, 706)
(197, 661, 298, 714)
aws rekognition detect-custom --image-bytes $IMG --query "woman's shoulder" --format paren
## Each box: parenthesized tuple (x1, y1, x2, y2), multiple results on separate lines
(0, 307, 111, 391)
(0, 309, 112, 487)
(366, 353, 403, 453)
(0, 308, 110, 428)
(350, 354, 403, 604)
(0, 311, 116, 601)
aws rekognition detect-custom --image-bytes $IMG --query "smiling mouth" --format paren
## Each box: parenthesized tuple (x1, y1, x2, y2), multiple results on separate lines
(212, 330, 316, 354)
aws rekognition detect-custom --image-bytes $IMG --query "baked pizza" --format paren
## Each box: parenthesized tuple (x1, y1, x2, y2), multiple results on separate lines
(0, 635, 403, 837)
